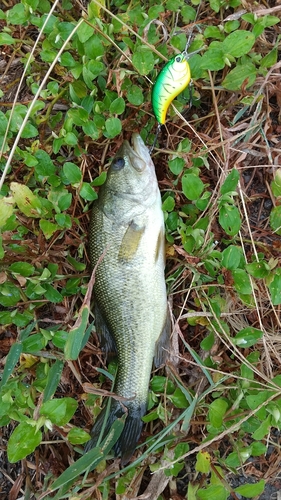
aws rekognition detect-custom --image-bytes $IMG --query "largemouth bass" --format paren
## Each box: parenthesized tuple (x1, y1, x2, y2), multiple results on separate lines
(86, 133, 170, 464)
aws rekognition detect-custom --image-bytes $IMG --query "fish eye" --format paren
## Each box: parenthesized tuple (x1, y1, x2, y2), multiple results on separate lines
(112, 157, 125, 170)
(175, 55, 182, 63)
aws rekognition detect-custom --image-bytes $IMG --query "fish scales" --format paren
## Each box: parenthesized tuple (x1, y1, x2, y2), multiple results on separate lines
(86, 134, 170, 464)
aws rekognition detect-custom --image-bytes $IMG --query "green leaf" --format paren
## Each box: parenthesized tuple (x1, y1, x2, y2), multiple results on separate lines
(84, 35, 105, 59)
(232, 269, 252, 294)
(233, 327, 263, 348)
(77, 20, 94, 43)
(21, 122, 38, 139)
(43, 360, 64, 402)
(270, 206, 281, 235)
(204, 26, 225, 40)
(166, 0, 183, 10)
(67, 107, 89, 126)
(10, 182, 42, 218)
(262, 15, 280, 27)
(40, 397, 78, 425)
(0, 111, 8, 133)
(64, 132, 78, 146)
(171, 33, 188, 52)
(172, 442, 189, 465)
(187, 482, 200, 500)
(162, 196, 175, 212)
(252, 415, 271, 440)
(222, 63, 256, 91)
(63, 162, 82, 186)
(246, 390, 269, 410)
(221, 245, 242, 270)
(8, 422, 42, 462)
(219, 204, 241, 236)
(68, 427, 91, 445)
(234, 480, 265, 498)
(55, 214, 72, 229)
(92, 171, 107, 186)
(34, 150, 56, 179)
(251, 442, 267, 456)
(39, 219, 59, 239)
(196, 451, 211, 473)
(271, 168, 281, 197)
(0, 282, 21, 307)
(200, 331, 215, 350)
(197, 484, 228, 500)
(132, 48, 155, 75)
(0, 197, 14, 228)
(220, 169, 239, 195)
(58, 192, 72, 211)
(60, 52, 77, 68)
(52, 330, 68, 350)
(209, 0, 220, 13)
(104, 117, 122, 138)
(222, 30, 255, 57)
(6, 3, 29, 24)
(64, 307, 89, 360)
(86, 60, 105, 80)
(168, 388, 189, 409)
(169, 157, 185, 175)
(79, 183, 98, 201)
(245, 260, 270, 278)
(0, 342, 22, 391)
(224, 20, 240, 34)
(9, 262, 35, 277)
(22, 332, 47, 352)
(260, 48, 278, 68)
(225, 451, 240, 468)
(181, 4, 196, 22)
(200, 47, 225, 71)
(109, 97, 125, 115)
(127, 85, 144, 105)
(0, 32, 15, 45)
(268, 268, 281, 305)
(44, 284, 63, 303)
(150, 376, 175, 394)
(82, 120, 100, 139)
(67, 256, 86, 271)
(182, 173, 204, 201)
(208, 398, 228, 428)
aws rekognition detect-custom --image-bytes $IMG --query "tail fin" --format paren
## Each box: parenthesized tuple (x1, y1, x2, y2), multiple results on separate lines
(85, 399, 146, 465)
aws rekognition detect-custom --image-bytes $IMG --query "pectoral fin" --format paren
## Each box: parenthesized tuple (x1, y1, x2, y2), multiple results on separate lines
(118, 221, 145, 261)
(154, 308, 171, 367)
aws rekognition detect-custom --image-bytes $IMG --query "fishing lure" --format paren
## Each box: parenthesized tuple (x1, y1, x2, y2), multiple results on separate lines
(151, 51, 192, 125)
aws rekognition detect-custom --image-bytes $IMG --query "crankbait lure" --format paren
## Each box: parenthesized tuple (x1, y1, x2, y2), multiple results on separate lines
(151, 51, 191, 125)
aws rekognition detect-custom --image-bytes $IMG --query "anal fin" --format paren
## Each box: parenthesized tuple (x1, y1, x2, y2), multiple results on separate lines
(154, 308, 171, 367)
(94, 301, 117, 358)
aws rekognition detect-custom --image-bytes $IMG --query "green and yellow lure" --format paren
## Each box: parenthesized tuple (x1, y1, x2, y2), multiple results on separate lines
(151, 51, 191, 125)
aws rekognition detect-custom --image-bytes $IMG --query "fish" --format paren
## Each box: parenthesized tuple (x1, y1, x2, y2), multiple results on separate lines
(86, 133, 170, 465)
(151, 52, 191, 125)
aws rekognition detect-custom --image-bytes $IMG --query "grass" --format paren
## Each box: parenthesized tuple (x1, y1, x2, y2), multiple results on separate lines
(0, 0, 281, 498)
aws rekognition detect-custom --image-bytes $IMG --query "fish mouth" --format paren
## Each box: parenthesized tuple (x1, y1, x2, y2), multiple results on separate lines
(131, 133, 144, 157)
(120, 134, 150, 173)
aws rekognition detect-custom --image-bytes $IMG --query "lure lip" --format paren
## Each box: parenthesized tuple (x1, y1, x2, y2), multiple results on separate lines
(182, 46, 203, 61)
